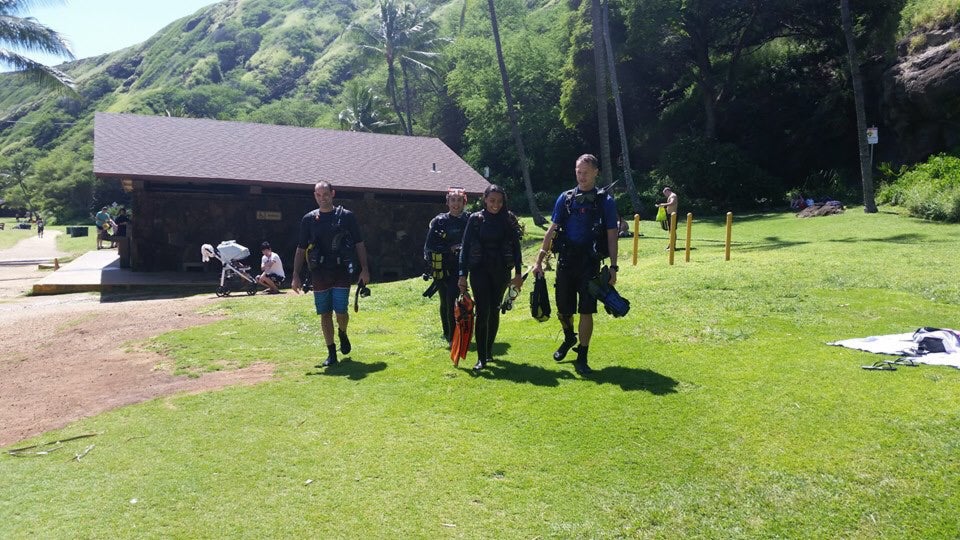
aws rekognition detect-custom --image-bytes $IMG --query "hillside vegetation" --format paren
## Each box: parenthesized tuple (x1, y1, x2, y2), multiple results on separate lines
(1, 0, 959, 222)
(901, 0, 960, 34)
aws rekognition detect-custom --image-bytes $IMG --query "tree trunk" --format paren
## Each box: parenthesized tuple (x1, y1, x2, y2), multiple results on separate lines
(486, 0, 546, 225)
(401, 61, 415, 136)
(459, 0, 469, 33)
(602, 0, 641, 215)
(386, 57, 410, 136)
(840, 0, 877, 213)
(591, 0, 613, 186)
(691, 40, 718, 140)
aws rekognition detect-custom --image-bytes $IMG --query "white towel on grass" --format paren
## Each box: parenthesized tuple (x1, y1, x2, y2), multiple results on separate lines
(829, 328, 960, 369)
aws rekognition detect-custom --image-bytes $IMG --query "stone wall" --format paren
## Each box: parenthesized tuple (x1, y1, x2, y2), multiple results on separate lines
(883, 24, 960, 162)
(129, 183, 446, 281)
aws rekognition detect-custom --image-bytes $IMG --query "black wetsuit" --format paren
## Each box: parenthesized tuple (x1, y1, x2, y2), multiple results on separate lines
(459, 210, 522, 363)
(424, 211, 468, 343)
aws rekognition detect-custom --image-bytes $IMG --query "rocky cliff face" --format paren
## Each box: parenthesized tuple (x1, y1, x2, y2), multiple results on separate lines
(883, 24, 960, 162)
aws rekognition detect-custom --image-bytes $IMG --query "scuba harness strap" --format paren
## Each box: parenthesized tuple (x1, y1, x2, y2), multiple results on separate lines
(553, 185, 612, 262)
(306, 206, 355, 274)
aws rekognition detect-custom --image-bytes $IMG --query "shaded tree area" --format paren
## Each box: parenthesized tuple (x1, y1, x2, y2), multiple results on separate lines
(446, 0, 583, 211)
(604, 0, 905, 211)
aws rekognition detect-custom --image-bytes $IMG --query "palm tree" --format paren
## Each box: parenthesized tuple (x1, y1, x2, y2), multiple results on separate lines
(338, 80, 397, 133)
(0, 0, 76, 91)
(590, 0, 613, 186)
(486, 0, 545, 225)
(352, 0, 445, 136)
(398, 19, 447, 136)
(840, 0, 877, 213)
(601, 0, 641, 214)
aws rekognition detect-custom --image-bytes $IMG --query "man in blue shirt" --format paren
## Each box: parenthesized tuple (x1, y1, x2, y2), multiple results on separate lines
(532, 154, 619, 375)
(94, 206, 116, 250)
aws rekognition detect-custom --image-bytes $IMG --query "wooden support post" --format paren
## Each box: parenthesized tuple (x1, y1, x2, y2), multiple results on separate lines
(632, 213, 640, 266)
(725, 212, 733, 261)
(685, 213, 692, 262)
(668, 212, 677, 265)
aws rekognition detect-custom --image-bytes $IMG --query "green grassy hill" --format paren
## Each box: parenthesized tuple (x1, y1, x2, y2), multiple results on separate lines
(0, 0, 483, 220)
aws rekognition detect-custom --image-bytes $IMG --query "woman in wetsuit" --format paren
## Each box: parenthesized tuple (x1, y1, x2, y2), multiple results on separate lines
(457, 184, 524, 372)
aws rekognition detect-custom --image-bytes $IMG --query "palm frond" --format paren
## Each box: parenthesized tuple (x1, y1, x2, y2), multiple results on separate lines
(0, 48, 76, 92)
(0, 14, 73, 57)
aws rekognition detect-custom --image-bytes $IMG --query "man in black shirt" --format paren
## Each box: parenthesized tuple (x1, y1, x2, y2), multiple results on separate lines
(291, 181, 370, 367)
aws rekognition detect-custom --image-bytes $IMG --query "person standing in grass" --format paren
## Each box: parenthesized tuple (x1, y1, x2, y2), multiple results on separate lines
(656, 187, 678, 250)
(256, 241, 285, 295)
(458, 184, 524, 372)
(291, 181, 370, 368)
(424, 188, 469, 347)
(532, 154, 619, 375)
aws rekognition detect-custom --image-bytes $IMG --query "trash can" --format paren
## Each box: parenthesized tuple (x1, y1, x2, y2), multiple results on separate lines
(70, 226, 88, 237)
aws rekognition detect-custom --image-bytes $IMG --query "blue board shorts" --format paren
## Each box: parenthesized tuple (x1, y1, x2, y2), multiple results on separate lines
(314, 287, 350, 314)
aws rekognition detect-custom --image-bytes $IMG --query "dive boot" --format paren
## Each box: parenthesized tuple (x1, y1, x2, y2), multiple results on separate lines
(339, 330, 352, 355)
(318, 344, 338, 368)
(573, 346, 593, 375)
(553, 332, 578, 361)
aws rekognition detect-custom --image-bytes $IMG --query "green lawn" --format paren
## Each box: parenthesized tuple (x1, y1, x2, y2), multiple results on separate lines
(3, 209, 960, 538)
(53, 225, 100, 260)
(0, 218, 35, 249)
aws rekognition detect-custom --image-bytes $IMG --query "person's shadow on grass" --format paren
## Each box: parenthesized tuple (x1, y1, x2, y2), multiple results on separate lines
(306, 357, 387, 380)
(584, 365, 679, 394)
(472, 358, 576, 387)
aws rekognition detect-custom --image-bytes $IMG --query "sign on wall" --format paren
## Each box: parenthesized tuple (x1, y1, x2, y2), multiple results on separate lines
(256, 211, 282, 221)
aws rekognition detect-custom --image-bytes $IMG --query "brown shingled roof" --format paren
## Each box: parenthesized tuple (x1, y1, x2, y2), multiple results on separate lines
(93, 112, 490, 195)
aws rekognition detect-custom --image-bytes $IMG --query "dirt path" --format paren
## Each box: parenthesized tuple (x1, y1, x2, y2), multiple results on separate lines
(0, 236, 274, 447)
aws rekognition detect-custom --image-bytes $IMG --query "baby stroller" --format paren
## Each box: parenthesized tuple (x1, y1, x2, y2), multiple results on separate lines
(201, 240, 259, 297)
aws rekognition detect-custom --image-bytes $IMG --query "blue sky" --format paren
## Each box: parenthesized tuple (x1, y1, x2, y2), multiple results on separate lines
(26, 0, 217, 65)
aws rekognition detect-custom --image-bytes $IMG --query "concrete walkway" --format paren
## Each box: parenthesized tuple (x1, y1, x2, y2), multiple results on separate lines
(0, 232, 226, 296)
(0, 229, 69, 265)
(32, 250, 214, 295)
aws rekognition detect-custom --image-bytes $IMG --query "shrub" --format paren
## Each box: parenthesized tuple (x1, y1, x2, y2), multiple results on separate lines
(877, 153, 960, 222)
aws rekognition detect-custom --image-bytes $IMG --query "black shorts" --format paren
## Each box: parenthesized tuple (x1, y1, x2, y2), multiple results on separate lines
(554, 256, 600, 315)
(265, 273, 285, 285)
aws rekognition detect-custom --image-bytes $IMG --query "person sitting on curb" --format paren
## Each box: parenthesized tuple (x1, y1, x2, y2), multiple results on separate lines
(257, 241, 285, 294)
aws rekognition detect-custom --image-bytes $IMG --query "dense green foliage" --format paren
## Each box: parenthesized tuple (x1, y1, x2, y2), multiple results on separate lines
(877, 153, 960, 222)
(900, 0, 960, 34)
(1, 0, 958, 221)
(3, 212, 960, 536)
